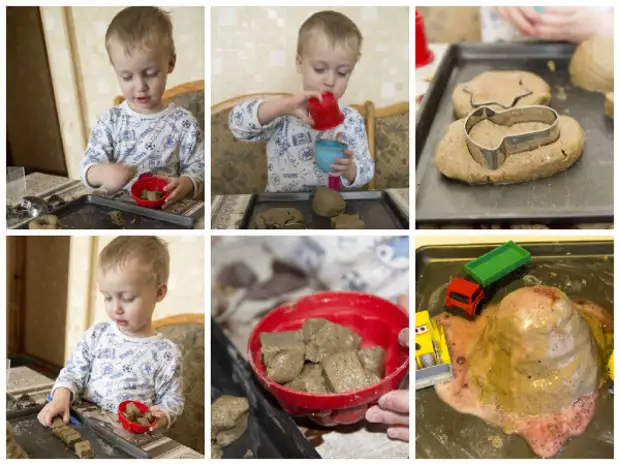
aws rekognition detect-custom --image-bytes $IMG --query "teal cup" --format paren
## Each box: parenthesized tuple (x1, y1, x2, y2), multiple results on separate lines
(314, 140, 345, 173)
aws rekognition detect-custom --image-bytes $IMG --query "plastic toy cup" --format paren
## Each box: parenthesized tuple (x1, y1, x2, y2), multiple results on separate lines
(314, 139, 345, 174)
(130, 175, 169, 209)
(247, 291, 409, 427)
(118, 400, 155, 434)
(415, 10, 434, 68)
(308, 91, 345, 130)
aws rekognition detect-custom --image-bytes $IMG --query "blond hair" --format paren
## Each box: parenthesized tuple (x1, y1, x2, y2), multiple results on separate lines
(297, 10, 363, 59)
(98, 236, 170, 285)
(105, 7, 175, 57)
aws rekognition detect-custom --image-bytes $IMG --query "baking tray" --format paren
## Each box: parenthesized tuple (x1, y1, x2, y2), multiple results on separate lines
(415, 241, 613, 458)
(211, 320, 320, 459)
(416, 43, 614, 225)
(239, 191, 408, 229)
(17, 195, 196, 229)
(7, 404, 150, 459)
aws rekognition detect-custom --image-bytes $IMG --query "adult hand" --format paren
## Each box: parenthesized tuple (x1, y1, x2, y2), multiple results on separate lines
(494, 7, 541, 37)
(534, 7, 613, 43)
(162, 176, 194, 206)
(365, 294, 410, 442)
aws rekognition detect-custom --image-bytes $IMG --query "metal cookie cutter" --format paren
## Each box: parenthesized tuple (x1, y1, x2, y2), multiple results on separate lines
(464, 105, 560, 170)
(463, 82, 533, 109)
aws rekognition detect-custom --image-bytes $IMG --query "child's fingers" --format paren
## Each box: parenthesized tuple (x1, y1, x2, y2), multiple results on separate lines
(397, 294, 409, 311)
(163, 178, 179, 192)
(387, 426, 410, 442)
(62, 409, 70, 425)
(301, 90, 323, 101)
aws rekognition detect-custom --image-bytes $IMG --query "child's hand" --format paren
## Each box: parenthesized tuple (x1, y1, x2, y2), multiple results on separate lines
(37, 388, 71, 427)
(162, 176, 194, 206)
(281, 91, 325, 126)
(534, 7, 613, 43)
(329, 132, 356, 183)
(87, 163, 136, 193)
(365, 294, 409, 442)
(148, 406, 169, 432)
(494, 7, 540, 37)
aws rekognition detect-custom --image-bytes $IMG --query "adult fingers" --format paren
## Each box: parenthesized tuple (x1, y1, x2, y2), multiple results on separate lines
(509, 8, 537, 36)
(379, 390, 409, 413)
(534, 24, 565, 42)
(366, 405, 408, 425)
(397, 294, 409, 311)
(387, 427, 410, 442)
(518, 6, 542, 24)
(398, 328, 409, 348)
(541, 6, 581, 16)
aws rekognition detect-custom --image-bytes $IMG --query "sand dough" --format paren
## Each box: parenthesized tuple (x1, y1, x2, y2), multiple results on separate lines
(140, 190, 164, 201)
(358, 347, 386, 377)
(6, 422, 29, 459)
(121, 402, 154, 426)
(211, 396, 250, 448)
(260, 331, 305, 383)
(29, 214, 62, 229)
(452, 71, 551, 119)
(312, 187, 345, 217)
(109, 210, 123, 227)
(74, 440, 94, 458)
(255, 208, 305, 229)
(605, 92, 614, 119)
(331, 213, 365, 229)
(211, 443, 223, 459)
(51, 417, 65, 429)
(435, 286, 610, 457)
(435, 116, 585, 184)
(569, 36, 614, 93)
(262, 319, 384, 394)
(302, 318, 362, 363)
(322, 351, 373, 392)
(285, 363, 329, 393)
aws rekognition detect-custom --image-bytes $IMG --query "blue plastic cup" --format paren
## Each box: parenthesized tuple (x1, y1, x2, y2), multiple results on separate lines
(314, 140, 345, 173)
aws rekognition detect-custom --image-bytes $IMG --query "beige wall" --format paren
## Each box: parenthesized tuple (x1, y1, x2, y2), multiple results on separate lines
(211, 6, 409, 107)
(65, 236, 205, 356)
(40, 6, 205, 180)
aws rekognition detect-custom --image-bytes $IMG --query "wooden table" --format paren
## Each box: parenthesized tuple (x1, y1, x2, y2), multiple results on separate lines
(7, 366, 203, 459)
(210, 188, 409, 229)
(7, 173, 205, 229)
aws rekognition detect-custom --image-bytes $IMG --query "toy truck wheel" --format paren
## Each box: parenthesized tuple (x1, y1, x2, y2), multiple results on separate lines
(419, 353, 435, 368)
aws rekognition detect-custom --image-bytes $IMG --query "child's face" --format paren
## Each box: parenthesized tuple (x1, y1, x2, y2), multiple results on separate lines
(296, 32, 358, 100)
(97, 258, 167, 338)
(108, 38, 175, 114)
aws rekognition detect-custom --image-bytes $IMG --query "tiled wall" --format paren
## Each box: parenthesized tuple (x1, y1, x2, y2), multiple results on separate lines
(40, 6, 205, 179)
(65, 236, 205, 356)
(211, 6, 409, 107)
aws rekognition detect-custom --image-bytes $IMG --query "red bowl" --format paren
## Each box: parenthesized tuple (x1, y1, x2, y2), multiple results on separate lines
(247, 291, 409, 426)
(130, 176, 169, 208)
(118, 400, 154, 434)
(308, 91, 345, 130)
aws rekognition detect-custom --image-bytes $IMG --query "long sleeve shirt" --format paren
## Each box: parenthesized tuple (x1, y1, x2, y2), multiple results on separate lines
(229, 99, 374, 192)
(52, 322, 184, 426)
(80, 101, 204, 198)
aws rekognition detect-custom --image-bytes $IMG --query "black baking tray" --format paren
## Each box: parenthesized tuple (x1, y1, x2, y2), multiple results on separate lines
(7, 404, 150, 459)
(17, 195, 195, 229)
(211, 320, 320, 459)
(415, 241, 613, 458)
(239, 191, 408, 229)
(416, 43, 614, 226)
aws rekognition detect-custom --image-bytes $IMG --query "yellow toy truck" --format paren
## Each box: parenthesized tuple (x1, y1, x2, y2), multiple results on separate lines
(415, 310, 454, 389)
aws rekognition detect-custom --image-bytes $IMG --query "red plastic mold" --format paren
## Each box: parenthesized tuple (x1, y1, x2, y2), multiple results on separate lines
(308, 91, 345, 130)
(415, 10, 434, 68)
(130, 174, 169, 209)
(118, 400, 155, 434)
(247, 291, 409, 426)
